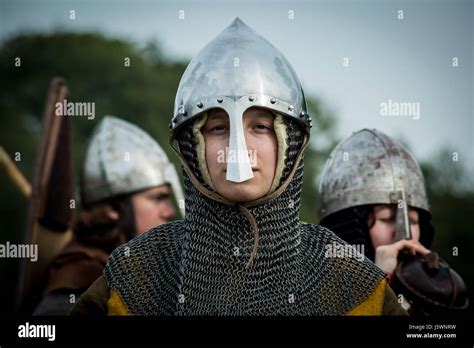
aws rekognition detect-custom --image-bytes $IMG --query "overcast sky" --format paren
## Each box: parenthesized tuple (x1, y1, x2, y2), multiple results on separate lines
(1, 0, 473, 176)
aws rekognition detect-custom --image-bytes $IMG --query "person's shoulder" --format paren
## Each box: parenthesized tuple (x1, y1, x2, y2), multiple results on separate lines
(103, 220, 184, 315)
(70, 275, 109, 316)
(104, 220, 184, 288)
(300, 222, 359, 265)
(52, 239, 108, 264)
(300, 222, 393, 315)
(299, 221, 335, 233)
(110, 220, 184, 259)
(301, 222, 385, 279)
(299, 221, 345, 245)
(43, 240, 109, 295)
(347, 279, 408, 316)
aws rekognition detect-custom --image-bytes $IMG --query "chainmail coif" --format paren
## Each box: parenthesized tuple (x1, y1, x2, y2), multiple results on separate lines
(104, 117, 385, 315)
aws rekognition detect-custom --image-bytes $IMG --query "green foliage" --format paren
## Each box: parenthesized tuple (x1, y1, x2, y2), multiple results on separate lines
(300, 98, 339, 223)
(420, 151, 474, 312)
(0, 32, 188, 311)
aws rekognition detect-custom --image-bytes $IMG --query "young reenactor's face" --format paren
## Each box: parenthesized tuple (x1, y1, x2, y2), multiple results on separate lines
(202, 107, 278, 203)
(369, 204, 421, 248)
(131, 184, 176, 234)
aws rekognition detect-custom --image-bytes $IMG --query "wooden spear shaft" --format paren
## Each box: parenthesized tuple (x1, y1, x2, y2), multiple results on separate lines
(0, 146, 31, 197)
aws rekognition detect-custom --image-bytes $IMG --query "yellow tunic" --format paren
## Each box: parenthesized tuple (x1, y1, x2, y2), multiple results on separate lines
(94, 277, 404, 316)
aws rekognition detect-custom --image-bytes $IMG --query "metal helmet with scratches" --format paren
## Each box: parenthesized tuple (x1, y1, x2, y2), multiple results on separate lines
(81, 116, 185, 216)
(170, 17, 311, 183)
(319, 128, 429, 240)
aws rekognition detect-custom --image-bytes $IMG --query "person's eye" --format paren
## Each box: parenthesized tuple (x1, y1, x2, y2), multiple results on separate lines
(209, 124, 228, 133)
(254, 123, 273, 132)
(150, 194, 171, 202)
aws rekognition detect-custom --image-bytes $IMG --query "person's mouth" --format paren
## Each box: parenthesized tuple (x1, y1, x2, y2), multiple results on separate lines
(223, 168, 259, 174)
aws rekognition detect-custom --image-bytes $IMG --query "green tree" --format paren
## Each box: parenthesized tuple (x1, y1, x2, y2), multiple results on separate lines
(300, 98, 339, 223)
(420, 150, 474, 313)
(0, 32, 189, 312)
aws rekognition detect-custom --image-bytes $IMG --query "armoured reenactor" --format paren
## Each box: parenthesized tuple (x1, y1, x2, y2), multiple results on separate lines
(33, 116, 183, 315)
(319, 128, 468, 314)
(72, 18, 405, 315)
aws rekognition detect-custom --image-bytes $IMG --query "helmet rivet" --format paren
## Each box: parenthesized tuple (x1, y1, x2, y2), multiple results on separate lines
(168, 123, 173, 130)
(197, 102, 203, 108)
(270, 98, 276, 104)
(178, 106, 185, 115)
(249, 96, 255, 102)
(299, 111, 306, 118)
(172, 118, 177, 123)
(288, 105, 294, 112)
(217, 97, 223, 103)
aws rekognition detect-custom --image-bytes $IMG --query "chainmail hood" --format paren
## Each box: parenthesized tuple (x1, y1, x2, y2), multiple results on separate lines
(104, 115, 386, 315)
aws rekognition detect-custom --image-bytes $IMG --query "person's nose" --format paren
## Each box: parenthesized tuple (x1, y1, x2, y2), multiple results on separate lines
(226, 114, 253, 182)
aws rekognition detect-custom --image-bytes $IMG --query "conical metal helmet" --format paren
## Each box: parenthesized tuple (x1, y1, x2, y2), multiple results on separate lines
(319, 129, 429, 230)
(171, 17, 311, 183)
(81, 116, 184, 216)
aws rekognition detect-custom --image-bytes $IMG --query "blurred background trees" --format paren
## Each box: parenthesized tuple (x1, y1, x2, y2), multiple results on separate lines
(0, 32, 472, 313)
